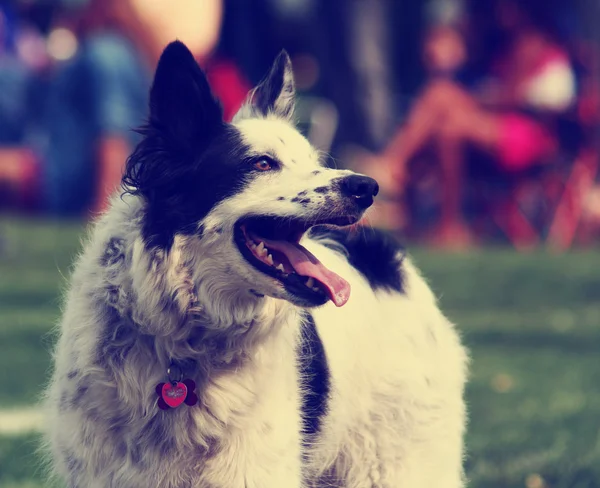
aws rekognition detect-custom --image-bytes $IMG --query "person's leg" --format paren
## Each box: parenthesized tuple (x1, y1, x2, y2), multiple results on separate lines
(433, 107, 502, 248)
(364, 80, 500, 245)
(379, 80, 483, 191)
(42, 57, 96, 216)
(43, 33, 148, 217)
(435, 127, 473, 247)
(385, 81, 477, 156)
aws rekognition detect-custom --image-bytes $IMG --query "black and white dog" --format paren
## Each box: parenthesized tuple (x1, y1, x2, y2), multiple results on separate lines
(44, 41, 468, 487)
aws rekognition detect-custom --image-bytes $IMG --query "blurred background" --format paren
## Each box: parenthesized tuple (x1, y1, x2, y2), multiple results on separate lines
(0, 0, 599, 486)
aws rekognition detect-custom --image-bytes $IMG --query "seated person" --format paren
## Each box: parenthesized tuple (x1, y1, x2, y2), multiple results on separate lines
(0, 3, 48, 209)
(367, 0, 576, 247)
(42, 0, 249, 216)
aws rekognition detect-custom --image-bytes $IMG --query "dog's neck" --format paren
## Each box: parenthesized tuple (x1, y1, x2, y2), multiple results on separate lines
(97, 198, 299, 375)
(143, 294, 298, 379)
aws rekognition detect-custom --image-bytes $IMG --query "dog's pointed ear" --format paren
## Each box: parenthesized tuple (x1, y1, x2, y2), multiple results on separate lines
(149, 41, 223, 152)
(234, 50, 295, 121)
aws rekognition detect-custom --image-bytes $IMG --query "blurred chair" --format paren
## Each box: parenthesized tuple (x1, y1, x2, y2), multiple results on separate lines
(477, 44, 599, 251)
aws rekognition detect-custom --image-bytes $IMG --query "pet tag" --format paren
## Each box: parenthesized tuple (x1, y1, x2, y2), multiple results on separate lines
(161, 382, 188, 408)
(156, 363, 199, 410)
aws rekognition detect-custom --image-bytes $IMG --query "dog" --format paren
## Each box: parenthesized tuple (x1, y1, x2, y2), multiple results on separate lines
(43, 40, 468, 488)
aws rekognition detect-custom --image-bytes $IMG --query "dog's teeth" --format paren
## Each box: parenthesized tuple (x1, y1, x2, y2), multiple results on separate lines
(276, 264, 285, 272)
(306, 277, 315, 287)
(267, 254, 274, 265)
(256, 242, 267, 256)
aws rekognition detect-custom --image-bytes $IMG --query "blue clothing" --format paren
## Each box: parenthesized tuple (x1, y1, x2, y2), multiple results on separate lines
(0, 4, 35, 144)
(0, 57, 34, 144)
(42, 32, 150, 215)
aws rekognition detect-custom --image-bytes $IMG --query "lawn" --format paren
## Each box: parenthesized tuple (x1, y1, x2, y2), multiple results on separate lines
(1, 217, 599, 488)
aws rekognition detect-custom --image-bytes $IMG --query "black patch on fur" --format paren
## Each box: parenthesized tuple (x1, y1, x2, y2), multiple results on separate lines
(249, 289, 265, 298)
(96, 306, 138, 369)
(313, 186, 329, 194)
(291, 197, 312, 205)
(312, 170, 321, 175)
(323, 195, 335, 207)
(122, 41, 258, 249)
(297, 190, 308, 197)
(277, 196, 286, 201)
(124, 125, 255, 249)
(106, 286, 120, 307)
(100, 237, 125, 267)
(67, 370, 79, 380)
(298, 312, 330, 442)
(310, 226, 405, 292)
(70, 383, 89, 409)
(197, 223, 205, 238)
(64, 450, 83, 475)
(132, 413, 178, 465)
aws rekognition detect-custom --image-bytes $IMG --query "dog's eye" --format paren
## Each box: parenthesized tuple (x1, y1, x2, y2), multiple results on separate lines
(253, 159, 274, 171)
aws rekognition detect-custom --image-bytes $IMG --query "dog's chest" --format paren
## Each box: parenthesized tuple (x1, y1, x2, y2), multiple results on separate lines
(181, 343, 304, 486)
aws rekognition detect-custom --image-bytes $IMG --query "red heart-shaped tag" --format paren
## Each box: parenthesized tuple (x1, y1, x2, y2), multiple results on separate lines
(161, 382, 188, 408)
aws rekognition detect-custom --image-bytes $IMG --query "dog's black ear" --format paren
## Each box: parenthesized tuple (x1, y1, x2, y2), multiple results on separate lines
(149, 41, 223, 153)
(236, 50, 295, 121)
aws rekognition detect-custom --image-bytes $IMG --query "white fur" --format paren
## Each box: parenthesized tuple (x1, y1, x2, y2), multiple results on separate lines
(43, 108, 468, 488)
(303, 243, 468, 486)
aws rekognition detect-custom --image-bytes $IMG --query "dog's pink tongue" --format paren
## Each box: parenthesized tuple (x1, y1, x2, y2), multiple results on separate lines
(261, 238, 351, 307)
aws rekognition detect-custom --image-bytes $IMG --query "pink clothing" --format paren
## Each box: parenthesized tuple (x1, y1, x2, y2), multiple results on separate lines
(498, 113, 555, 171)
(496, 45, 574, 169)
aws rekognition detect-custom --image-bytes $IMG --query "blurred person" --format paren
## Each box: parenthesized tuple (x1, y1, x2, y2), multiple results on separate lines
(366, 0, 576, 247)
(43, 0, 249, 216)
(349, 19, 469, 233)
(0, 1, 51, 209)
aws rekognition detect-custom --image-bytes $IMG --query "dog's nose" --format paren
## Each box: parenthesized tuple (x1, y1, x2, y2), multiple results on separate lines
(340, 175, 379, 208)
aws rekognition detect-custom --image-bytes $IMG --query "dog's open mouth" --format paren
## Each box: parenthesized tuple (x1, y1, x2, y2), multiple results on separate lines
(234, 216, 356, 307)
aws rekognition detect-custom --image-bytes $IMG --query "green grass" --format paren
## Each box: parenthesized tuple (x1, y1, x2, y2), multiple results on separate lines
(413, 248, 600, 488)
(1, 218, 599, 487)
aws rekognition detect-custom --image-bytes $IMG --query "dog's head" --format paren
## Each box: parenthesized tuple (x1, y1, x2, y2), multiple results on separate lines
(123, 41, 378, 309)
